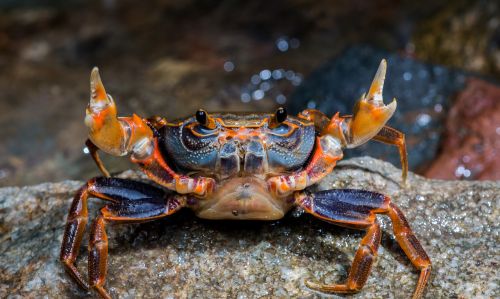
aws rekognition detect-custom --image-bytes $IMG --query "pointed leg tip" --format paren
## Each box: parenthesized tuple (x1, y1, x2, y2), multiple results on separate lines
(304, 279, 322, 290)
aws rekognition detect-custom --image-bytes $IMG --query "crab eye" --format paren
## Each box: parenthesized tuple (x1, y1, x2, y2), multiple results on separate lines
(196, 109, 207, 125)
(275, 107, 287, 123)
(195, 109, 216, 130)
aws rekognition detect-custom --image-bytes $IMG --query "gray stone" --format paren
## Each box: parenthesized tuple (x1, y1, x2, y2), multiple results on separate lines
(0, 157, 498, 298)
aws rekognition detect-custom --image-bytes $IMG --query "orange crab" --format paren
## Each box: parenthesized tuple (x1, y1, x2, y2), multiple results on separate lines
(61, 60, 431, 298)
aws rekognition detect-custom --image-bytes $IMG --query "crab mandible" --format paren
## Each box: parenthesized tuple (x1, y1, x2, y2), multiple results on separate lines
(61, 60, 431, 299)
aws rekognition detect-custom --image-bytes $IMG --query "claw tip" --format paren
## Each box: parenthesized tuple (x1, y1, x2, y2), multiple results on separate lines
(90, 66, 107, 103)
(366, 59, 388, 105)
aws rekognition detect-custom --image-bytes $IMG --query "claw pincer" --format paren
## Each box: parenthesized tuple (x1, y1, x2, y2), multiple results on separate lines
(61, 60, 430, 299)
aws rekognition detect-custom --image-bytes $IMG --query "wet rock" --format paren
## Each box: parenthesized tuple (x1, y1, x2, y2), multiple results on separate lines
(1, 157, 498, 298)
(289, 46, 467, 172)
(425, 78, 500, 180)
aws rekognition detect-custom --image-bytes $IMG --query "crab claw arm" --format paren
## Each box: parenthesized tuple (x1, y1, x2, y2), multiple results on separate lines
(84, 67, 153, 159)
(308, 60, 406, 183)
(344, 59, 397, 148)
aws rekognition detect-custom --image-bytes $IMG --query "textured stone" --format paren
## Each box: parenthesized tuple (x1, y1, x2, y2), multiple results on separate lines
(0, 157, 498, 298)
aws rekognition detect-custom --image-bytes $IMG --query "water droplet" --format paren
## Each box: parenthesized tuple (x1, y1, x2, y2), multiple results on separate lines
(276, 37, 289, 52)
(307, 100, 316, 109)
(416, 113, 431, 127)
(260, 82, 271, 92)
(0, 169, 9, 180)
(272, 69, 284, 80)
(455, 164, 472, 178)
(259, 69, 272, 80)
(251, 74, 261, 85)
(434, 103, 443, 113)
(252, 90, 264, 100)
(291, 73, 302, 86)
(403, 72, 413, 81)
(83, 147, 90, 154)
(276, 94, 286, 104)
(290, 38, 300, 49)
(416, 195, 426, 201)
(241, 93, 251, 103)
(223, 61, 235, 72)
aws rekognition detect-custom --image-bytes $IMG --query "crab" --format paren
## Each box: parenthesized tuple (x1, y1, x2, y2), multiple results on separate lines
(61, 60, 431, 299)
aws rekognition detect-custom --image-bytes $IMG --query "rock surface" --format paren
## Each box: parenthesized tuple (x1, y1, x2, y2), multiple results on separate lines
(0, 157, 498, 298)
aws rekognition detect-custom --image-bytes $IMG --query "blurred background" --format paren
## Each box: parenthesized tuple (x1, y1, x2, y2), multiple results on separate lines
(0, 0, 498, 187)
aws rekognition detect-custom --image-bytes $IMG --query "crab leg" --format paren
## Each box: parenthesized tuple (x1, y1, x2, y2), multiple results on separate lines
(85, 139, 111, 177)
(295, 189, 431, 299)
(372, 125, 408, 182)
(60, 177, 185, 298)
(336, 115, 408, 182)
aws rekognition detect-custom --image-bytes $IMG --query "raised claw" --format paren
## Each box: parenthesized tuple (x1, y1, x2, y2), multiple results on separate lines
(345, 59, 397, 148)
(84, 67, 153, 158)
(84, 67, 125, 156)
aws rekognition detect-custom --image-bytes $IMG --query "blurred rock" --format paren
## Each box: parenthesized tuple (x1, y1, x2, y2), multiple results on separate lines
(1, 157, 498, 298)
(412, 1, 500, 77)
(289, 46, 467, 172)
(425, 78, 500, 180)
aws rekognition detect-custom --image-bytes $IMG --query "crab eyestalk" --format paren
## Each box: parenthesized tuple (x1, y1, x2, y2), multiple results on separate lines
(195, 109, 217, 130)
(84, 67, 153, 158)
(269, 107, 287, 129)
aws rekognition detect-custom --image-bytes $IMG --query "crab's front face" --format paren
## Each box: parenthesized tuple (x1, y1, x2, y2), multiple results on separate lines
(158, 112, 316, 220)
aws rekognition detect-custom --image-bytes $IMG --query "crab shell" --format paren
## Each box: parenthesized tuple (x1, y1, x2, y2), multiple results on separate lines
(159, 112, 319, 220)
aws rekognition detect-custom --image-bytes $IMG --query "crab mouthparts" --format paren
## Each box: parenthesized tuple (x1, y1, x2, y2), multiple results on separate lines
(194, 177, 293, 220)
